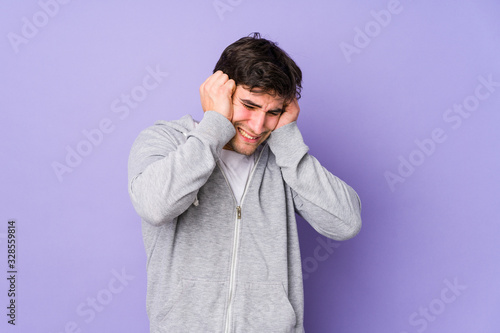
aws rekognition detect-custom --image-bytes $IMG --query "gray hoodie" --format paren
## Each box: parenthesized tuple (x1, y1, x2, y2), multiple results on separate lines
(128, 111, 362, 332)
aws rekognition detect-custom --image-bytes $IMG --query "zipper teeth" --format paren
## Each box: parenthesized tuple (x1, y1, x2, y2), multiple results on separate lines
(219, 144, 267, 333)
(225, 209, 240, 333)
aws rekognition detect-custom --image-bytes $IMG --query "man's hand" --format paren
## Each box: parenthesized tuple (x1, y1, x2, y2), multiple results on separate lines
(199, 70, 236, 122)
(275, 97, 300, 130)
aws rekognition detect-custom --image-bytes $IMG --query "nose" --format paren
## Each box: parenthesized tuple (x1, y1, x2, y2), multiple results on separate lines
(248, 111, 267, 135)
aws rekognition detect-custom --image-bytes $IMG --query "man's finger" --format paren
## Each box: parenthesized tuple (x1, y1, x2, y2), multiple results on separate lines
(225, 79, 236, 95)
(201, 71, 223, 90)
(213, 72, 230, 89)
(202, 71, 219, 86)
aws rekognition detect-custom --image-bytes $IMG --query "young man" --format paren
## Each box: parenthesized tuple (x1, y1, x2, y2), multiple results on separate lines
(128, 33, 362, 333)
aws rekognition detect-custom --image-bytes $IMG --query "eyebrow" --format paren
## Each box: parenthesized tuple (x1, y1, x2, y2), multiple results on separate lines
(239, 98, 284, 114)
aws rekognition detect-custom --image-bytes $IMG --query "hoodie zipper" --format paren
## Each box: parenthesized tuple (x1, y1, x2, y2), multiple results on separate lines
(224, 205, 241, 333)
(219, 145, 266, 333)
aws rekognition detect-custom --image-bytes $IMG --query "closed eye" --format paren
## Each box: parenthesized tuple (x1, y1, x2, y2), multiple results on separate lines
(267, 109, 285, 117)
(243, 104, 256, 110)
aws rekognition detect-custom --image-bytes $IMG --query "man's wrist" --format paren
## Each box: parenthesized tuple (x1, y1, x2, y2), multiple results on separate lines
(190, 111, 236, 153)
(268, 121, 309, 165)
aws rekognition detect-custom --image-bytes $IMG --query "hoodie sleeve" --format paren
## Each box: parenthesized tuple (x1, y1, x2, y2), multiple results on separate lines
(266, 121, 362, 241)
(128, 111, 236, 226)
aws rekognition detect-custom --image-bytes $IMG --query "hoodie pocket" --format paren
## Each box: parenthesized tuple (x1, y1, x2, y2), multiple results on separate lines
(157, 279, 227, 333)
(233, 282, 297, 333)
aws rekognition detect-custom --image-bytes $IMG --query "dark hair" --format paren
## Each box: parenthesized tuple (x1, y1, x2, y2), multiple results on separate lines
(213, 32, 302, 103)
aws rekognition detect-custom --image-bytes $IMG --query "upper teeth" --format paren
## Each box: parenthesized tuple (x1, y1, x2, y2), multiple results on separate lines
(239, 128, 257, 140)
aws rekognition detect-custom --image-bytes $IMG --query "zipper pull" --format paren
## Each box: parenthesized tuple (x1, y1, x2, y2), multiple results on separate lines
(237, 206, 241, 219)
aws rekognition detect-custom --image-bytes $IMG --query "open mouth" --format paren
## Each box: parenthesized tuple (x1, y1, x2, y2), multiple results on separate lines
(238, 127, 260, 141)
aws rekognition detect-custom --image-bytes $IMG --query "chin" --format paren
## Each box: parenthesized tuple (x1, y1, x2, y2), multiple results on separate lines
(229, 141, 259, 156)
(234, 146, 257, 156)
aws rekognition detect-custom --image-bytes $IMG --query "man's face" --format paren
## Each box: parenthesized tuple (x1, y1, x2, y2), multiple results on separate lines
(224, 85, 285, 156)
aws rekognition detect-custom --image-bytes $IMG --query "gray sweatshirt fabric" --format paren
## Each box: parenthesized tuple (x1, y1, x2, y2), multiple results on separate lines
(128, 111, 362, 333)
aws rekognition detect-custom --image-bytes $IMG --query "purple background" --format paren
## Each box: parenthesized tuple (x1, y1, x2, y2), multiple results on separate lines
(1, 0, 499, 332)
